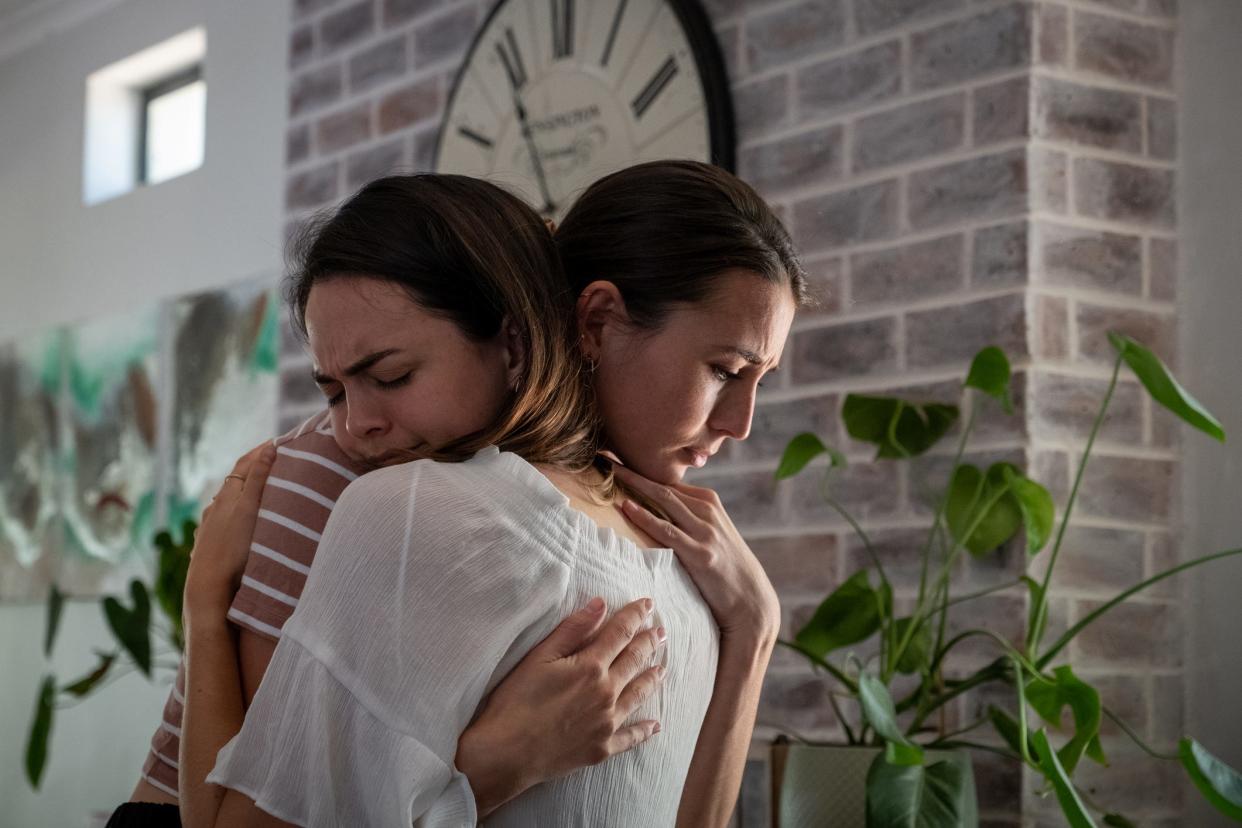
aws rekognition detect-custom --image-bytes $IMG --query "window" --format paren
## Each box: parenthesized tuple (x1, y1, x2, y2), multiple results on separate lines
(83, 28, 206, 205)
(140, 65, 205, 185)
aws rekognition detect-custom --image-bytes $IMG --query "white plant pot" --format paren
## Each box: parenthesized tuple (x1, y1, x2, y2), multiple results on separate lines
(770, 742, 978, 827)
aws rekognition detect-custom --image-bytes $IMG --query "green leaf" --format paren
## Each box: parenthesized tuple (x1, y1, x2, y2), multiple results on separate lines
(1025, 666, 1106, 775)
(61, 651, 118, 697)
(988, 706, 1024, 758)
(102, 579, 152, 676)
(1109, 332, 1225, 443)
(1031, 729, 1097, 828)
(794, 569, 883, 658)
(964, 346, 1013, 414)
(774, 432, 844, 480)
(153, 524, 193, 653)
(859, 673, 923, 767)
(945, 464, 1023, 557)
(893, 616, 932, 674)
(44, 584, 65, 657)
(843, 395, 958, 460)
(866, 752, 971, 828)
(1179, 737, 1242, 820)
(1002, 467, 1055, 555)
(25, 675, 55, 789)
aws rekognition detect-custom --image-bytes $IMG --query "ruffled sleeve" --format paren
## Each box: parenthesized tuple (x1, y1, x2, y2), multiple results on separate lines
(207, 455, 573, 826)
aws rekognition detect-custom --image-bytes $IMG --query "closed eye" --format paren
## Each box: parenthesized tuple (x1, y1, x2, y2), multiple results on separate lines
(376, 372, 412, 390)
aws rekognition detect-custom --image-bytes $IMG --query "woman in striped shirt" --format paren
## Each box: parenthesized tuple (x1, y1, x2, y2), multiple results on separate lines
(122, 163, 805, 827)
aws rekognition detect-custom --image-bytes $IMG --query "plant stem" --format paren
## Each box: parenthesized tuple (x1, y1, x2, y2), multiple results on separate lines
(936, 579, 1024, 613)
(820, 475, 895, 671)
(1029, 352, 1124, 654)
(925, 715, 990, 747)
(927, 740, 1022, 762)
(1036, 546, 1242, 669)
(917, 404, 978, 609)
(1104, 707, 1179, 761)
(824, 689, 858, 744)
(775, 639, 859, 693)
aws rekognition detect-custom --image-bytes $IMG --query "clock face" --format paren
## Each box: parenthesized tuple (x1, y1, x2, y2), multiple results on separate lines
(434, 0, 733, 219)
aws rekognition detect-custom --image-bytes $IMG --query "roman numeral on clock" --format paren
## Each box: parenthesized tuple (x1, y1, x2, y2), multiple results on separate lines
(496, 27, 527, 89)
(600, 0, 628, 67)
(551, 0, 574, 60)
(631, 57, 678, 119)
(457, 126, 495, 148)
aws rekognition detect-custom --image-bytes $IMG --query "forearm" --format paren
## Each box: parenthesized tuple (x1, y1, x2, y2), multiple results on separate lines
(675, 629, 776, 828)
(179, 609, 246, 828)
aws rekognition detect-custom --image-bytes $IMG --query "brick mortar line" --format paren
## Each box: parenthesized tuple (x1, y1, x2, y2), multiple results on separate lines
(1029, 209, 1176, 241)
(1035, 62, 1176, 99)
(1029, 137, 1177, 171)
(288, 67, 447, 136)
(791, 285, 1026, 328)
(1024, 284, 1177, 313)
(753, 366, 985, 402)
(792, 209, 1028, 264)
(1029, 438, 1177, 462)
(728, 8, 1031, 89)
(767, 141, 1030, 206)
(289, 120, 440, 178)
(742, 68, 1034, 147)
(1064, 0, 1179, 30)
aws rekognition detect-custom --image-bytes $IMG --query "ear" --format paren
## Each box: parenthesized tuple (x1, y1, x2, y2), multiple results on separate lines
(499, 315, 528, 392)
(575, 280, 629, 361)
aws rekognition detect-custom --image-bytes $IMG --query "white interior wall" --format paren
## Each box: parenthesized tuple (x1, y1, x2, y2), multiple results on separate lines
(1180, 1, 1242, 825)
(0, 0, 288, 824)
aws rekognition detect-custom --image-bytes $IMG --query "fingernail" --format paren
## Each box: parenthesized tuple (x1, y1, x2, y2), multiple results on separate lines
(655, 626, 667, 644)
(643, 598, 654, 615)
(586, 597, 605, 614)
(652, 722, 662, 735)
(656, 665, 666, 680)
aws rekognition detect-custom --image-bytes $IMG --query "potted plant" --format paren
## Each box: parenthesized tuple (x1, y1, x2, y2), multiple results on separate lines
(771, 334, 1242, 827)
(24, 521, 195, 789)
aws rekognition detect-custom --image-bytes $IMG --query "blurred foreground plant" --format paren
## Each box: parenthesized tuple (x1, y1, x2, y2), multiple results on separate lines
(24, 520, 195, 789)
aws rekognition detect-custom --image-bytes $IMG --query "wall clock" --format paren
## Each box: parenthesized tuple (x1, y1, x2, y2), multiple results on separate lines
(433, 0, 735, 219)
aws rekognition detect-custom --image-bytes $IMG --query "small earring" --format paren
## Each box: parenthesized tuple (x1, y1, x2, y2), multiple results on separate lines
(585, 357, 597, 374)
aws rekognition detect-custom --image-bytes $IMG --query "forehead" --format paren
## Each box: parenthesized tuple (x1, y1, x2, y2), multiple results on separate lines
(304, 277, 427, 357)
(667, 270, 796, 359)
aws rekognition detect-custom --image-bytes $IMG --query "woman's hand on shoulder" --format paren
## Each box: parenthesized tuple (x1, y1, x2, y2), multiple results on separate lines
(456, 597, 665, 816)
(183, 443, 276, 624)
(613, 464, 781, 646)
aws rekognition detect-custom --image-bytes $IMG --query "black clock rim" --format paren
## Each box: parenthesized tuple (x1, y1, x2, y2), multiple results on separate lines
(432, 0, 737, 176)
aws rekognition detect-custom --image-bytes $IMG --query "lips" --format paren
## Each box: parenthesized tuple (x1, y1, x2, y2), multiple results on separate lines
(683, 447, 713, 468)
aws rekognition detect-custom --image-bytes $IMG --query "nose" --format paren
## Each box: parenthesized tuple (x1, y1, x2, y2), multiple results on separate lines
(344, 393, 391, 441)
(709, 382, 757, 442)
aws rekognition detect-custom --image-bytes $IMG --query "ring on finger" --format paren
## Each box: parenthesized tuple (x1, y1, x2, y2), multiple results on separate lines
(225, 474, 245, 483)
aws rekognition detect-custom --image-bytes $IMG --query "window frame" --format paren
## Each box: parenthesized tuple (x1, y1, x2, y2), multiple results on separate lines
(136, 64, 204, 186)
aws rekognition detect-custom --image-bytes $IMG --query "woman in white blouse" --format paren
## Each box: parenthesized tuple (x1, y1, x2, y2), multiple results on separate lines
(181, 164, 807, 826)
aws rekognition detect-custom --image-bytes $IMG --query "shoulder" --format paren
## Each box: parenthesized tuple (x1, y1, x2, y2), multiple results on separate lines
(333, 447, 547, 522)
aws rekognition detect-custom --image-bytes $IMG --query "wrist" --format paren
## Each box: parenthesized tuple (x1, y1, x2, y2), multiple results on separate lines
(456, 720, 533, 817)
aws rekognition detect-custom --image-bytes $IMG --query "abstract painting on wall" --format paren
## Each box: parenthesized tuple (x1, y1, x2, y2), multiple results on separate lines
(167, 281, 279, 528)
(0, 274, 280, 601)
(57, 306, 162, 595)
(0, 333, 62, 599)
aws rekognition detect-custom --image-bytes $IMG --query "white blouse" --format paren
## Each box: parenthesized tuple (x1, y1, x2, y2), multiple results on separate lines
(208, 447, 720, 827)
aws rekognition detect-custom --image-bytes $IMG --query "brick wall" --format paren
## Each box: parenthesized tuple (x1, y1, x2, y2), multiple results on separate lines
(275, 0, 1184, 823)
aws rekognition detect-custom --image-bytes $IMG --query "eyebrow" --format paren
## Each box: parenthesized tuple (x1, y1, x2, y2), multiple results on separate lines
(719, 345, 781, 371)
(312, 349, 400, 385)
(717, 346, 762, 364)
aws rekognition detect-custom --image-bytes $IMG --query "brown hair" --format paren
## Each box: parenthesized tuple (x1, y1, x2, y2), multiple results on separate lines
(286, 174, 600, 474)
(555, 159, 809, 329)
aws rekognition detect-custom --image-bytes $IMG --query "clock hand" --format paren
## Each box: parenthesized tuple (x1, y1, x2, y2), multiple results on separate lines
(510, 87, 557, 216)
